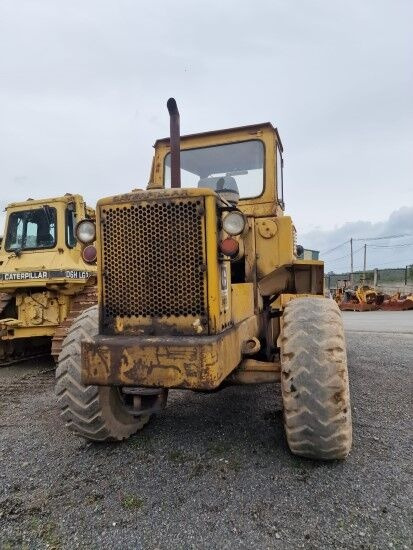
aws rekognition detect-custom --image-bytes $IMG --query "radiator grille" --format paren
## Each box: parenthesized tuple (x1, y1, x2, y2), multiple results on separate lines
(101, 199, 206, 323)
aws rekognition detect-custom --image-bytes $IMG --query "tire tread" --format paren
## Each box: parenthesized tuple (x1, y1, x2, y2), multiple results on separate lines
(55, 306, 148, 441)
(281, 297, 352, 460)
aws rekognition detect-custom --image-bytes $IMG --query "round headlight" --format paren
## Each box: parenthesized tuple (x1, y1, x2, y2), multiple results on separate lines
(75, 220, 96, 244)
(222, 211, 246, 236)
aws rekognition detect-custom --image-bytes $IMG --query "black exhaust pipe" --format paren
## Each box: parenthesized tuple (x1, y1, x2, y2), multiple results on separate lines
(167, 98, 181, 188)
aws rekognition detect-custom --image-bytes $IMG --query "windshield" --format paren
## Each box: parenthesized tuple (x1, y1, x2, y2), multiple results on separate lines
(164, 140, 264, 199)
(5, 207, 57, 251)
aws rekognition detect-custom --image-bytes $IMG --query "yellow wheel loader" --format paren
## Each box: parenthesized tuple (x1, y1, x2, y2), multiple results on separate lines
(56, 100, 352, 460)
(0, 194, 97, 365)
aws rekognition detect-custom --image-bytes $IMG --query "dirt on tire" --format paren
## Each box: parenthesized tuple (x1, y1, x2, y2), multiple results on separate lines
(280, 297, 352, 459)
(55, 305, 149, 441)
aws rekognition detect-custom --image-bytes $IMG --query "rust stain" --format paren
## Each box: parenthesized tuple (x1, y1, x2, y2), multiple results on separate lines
(332, 390, 345, 405)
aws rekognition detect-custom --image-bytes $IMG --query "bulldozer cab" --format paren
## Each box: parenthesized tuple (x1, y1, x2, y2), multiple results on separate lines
(0, 194, 97, 365)
(0, 194, 96, 288)
(5, 205, 57, 251)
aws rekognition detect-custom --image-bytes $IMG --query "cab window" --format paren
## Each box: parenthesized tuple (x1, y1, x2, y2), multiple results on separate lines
(66, 204, 77, 248)
(276, 145, 284, 209)
(164, 140, 264, 199)
(5, 207, 57, 251)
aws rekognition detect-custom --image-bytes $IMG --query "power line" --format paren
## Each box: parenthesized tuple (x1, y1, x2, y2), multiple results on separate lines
(321, 240, 349, 255)
(327, 245, 364, 264)
(369, 242, 413, 249)
(353, 233, 412, 242)
(321, 233, 413, 255)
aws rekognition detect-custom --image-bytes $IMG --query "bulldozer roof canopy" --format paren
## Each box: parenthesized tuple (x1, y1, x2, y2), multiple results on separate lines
(5, 194, 86, 210)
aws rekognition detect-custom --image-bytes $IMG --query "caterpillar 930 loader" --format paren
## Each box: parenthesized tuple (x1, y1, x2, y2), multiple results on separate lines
(0, 194, 97, 365)
(56, 100, 352, 460)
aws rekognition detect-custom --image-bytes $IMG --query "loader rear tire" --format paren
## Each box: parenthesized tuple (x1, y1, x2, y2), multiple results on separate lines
(280, 297, 352, 460)
(55, 306, 149, 441)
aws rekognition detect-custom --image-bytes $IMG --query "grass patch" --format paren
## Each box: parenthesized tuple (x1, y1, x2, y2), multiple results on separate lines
(85, 492, 104, 505)
(189, 462, 211, 479)
(168, 450, 193, 464)
(127, 433, 153, 450)
(1, 539, 24, 550)
(30, 518, 60, 549)
(207, 442, 230, 456)
(121, 495, 144, 510)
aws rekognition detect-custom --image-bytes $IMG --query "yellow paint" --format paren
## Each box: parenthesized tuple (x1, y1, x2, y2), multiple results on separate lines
(231, 284, 254, 324)
(86, 121, 325, 389)
(82, 315, 259, 389)
(204, 194, 221, 333)
(0, 194, 96, 342)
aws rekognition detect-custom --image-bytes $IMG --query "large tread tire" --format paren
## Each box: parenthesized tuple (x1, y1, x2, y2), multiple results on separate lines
(280, 297, 352, 460)
(55, 306, 149, 441)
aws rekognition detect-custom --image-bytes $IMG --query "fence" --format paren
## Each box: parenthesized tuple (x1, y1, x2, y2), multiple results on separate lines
(325, 265, 413, 294)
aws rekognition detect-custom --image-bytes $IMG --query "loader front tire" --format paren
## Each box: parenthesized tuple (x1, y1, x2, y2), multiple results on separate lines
(280, 297, 352, 460)
(55, 306, 149, 441)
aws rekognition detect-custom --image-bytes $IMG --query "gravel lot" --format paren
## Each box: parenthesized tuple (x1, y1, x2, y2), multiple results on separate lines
(1, 312, 412, 549)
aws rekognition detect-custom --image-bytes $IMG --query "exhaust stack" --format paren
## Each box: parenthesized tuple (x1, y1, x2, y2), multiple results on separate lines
(167, 97, 181, 188)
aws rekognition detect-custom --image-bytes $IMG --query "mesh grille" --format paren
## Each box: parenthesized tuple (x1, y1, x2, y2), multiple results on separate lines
(101, 199, 206, 323)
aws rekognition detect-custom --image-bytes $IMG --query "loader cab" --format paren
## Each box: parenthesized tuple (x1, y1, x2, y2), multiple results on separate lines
(146, 122, 302, 297)
(149, 123, 285, 217)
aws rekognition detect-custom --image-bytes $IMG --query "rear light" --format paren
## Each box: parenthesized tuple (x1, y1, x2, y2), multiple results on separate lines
(82, 245, 97, 263)
(219, 238, 239, 258)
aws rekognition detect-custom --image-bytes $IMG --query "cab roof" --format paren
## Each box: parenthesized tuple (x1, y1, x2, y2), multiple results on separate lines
(154, 122, 283, 152)
(5, 194, 82, 210)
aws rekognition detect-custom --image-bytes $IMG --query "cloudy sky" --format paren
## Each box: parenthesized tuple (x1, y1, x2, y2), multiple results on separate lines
(0, 0, 412, 270)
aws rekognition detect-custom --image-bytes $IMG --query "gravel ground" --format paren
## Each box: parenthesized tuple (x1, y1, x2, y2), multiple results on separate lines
(0, 316, 412, 549)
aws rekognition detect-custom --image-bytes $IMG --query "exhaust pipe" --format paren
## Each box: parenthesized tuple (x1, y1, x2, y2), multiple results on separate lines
(167, 97, 181, 188)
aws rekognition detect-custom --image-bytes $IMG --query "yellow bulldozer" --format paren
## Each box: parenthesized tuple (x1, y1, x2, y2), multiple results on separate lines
(0, 194, 97, 364)
(336, 281, 384, 312)
(55, 99, 352, 460)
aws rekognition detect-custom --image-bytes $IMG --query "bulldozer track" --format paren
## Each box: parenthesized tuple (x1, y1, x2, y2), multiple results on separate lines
(51, 286, 97, 362)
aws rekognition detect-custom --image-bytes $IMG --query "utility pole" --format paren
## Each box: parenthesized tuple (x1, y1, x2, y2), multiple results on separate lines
(363, 244, 367, 275)
(350, 238, 354, 284)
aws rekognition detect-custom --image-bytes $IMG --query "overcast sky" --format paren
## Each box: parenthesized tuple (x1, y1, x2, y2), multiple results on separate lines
(0, 0, 412, 267)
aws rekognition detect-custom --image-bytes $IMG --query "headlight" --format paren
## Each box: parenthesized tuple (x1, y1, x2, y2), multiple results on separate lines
(222, 211, 246, 236)
(75, 220, 96, 244)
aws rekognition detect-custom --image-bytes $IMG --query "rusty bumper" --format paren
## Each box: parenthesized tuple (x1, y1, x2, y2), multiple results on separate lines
(81, 316, 258, 390)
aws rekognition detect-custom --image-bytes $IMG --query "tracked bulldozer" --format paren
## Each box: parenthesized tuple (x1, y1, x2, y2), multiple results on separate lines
(55, 99, 352, 460)
(338, 284, 384, 312)
(0, 194, 97, 365)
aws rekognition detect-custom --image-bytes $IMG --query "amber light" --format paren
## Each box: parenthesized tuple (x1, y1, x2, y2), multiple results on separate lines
(82, 245, 97, 263)
(219, 238, 239, 257)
